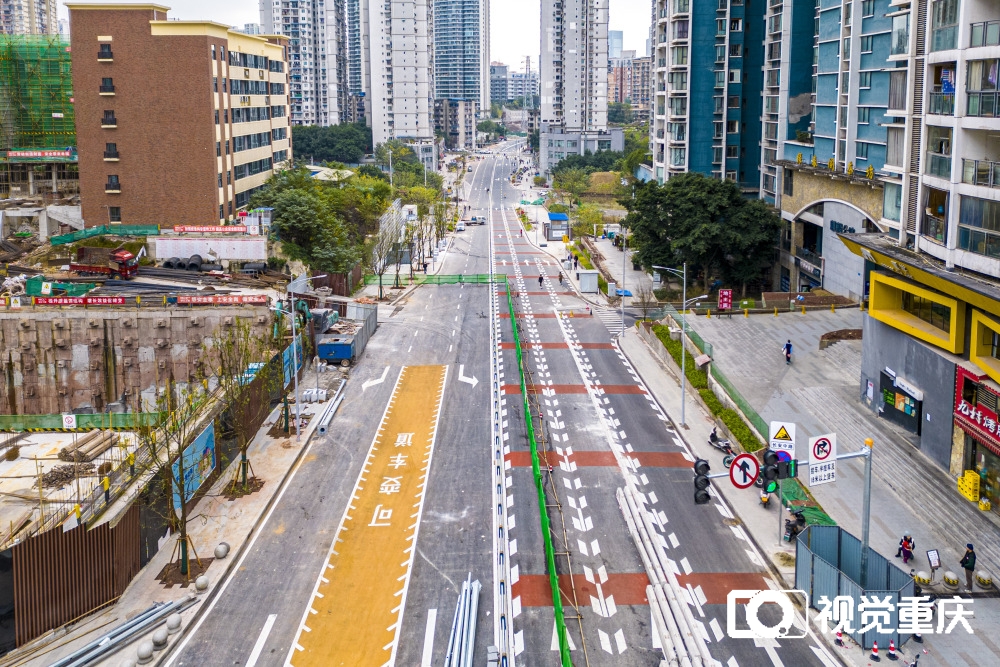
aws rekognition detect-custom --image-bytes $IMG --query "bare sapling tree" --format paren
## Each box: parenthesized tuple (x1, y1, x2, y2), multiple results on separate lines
(367, 222, 396, 299)
(633, 284, 659, 322)
(209, 317, 276, 491)
(134, 375, 213, 578)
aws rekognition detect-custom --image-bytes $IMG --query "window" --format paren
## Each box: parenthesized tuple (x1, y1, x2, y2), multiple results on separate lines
(971, 22, 1000, 48)
(102, 110, 116, 126)
(98, 43, 112, 59)
(668, 123, 686, 141)
(730, 44, 742, 58)
(212, 44, 216, 60)
(862, 0, 875, 17)
(729, 69, 741, 83)
(859, 71, 872, 89)
(215, 110, 220, 124)
(668, 71, 687, 90)
(902, 293, 951, 332)
(930, 0, 958, 52)
(891, 14, 910, 56)
(670, 147, 686, 166)
(713, 146, 723, 163)
(858, 107, 871, 123)
(714, 122, 724, 139)
(669, 97, 687, 115)
(213, 77, 218, 93)
(966, 60, 1000, 117)
(216, 141, 221, 157)
(220, 204, 225, 219)
(856, 142, 870, 159)
(672, 46, 688, 65)
(730, 18, 742, 32)
(222, 78, 227, 93)
(843, 38, 851, 59)
(715, 70, 726, 88)
(861, 36, 873, 53)
(672, 20, 688, 40)
(218, 173, 223, 188)
(228, 202, 234, 215)
(728, 95, 740, 108)
(959, 196, 1000, 259)
(227, 171, 231, 185)
(726, 145, 738, 158)
(233, 157, 273, 180)
(224, 109, 228, 123)
(715, 45, 726, 63)
(109, 206, 121, 223)
(714, 96, 724, 113)
(889, 70, 907, 110)
(106, 174, 120, 188)
(727, 120, 739, 133)
(717, 19, 726, 36)
(100, 77, 114, 93)
(783, 168, 794, 196)
(886, 127, 905, 166)
(767, 42, 780, 60)
(104, 142, 117, 158)
(884, 182, 902, 221)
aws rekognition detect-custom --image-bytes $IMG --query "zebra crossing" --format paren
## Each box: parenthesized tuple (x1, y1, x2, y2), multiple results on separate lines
(594, 307, 624, 337)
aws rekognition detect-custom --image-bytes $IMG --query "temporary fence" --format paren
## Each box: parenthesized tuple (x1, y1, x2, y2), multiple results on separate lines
(363, 273, 496, 286)
(49, 225, 160, 246)
(505, 280, 572, 665)
(795, 525, 916, 649)
(0, 411, 163, 433)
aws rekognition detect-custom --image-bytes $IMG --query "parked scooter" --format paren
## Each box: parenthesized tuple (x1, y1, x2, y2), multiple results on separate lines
(709, 427, 736, 468)
(783, 509, 806, 542)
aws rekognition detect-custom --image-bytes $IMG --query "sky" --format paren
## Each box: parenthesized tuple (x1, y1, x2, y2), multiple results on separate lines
(58, 0, 652, 72)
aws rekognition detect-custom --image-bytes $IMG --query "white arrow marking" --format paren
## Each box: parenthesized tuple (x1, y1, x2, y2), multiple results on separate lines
(458, 364, 479, 389)
(362, 366, 390, 392)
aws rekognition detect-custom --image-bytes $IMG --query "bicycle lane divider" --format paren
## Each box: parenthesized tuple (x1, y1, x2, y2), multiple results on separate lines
(287, 364, 449, 666)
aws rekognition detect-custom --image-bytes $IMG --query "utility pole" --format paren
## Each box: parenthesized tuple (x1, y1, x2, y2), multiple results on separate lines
(860, 437, 874, 587)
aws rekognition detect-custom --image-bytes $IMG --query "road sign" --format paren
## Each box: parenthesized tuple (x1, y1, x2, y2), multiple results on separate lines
(808, 433, 837, 487)
(769, 421, 796, 462)
(718, 289, 732, 310)
(729, 453, 760, 489)
(61, 413, 77, 429)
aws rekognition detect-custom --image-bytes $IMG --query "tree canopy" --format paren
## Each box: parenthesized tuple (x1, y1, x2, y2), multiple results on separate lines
(622, 173, 782, 295)
(290, 123, 372, 164)
(553, 168, 591, 208)
(608, 102, 634, 124)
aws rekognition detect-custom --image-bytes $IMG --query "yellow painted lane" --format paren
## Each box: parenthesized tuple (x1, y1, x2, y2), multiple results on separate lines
(290, 365, 448, 667)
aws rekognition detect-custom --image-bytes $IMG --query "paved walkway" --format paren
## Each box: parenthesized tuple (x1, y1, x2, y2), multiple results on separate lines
(618, 325, 1000, 666)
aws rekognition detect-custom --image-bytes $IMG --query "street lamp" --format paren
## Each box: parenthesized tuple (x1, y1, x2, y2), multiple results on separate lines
(388, 148, 394, 189)
(653, 263, 705, 428)
(277, 274, 326, 442)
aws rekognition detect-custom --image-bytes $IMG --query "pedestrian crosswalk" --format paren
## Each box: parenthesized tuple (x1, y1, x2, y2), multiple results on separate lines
(594, 307, 625, 337)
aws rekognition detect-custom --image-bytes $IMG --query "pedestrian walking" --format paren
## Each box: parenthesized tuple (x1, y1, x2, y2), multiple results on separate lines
(960, 543, 977, 591)
(558, 272, 564, 285)
(895, 532, 915, 558)
(782, 340, 793, 364)
(901, 536, 914, 564)
(538, 275, 543, 288)
(574, 256, 579, 270)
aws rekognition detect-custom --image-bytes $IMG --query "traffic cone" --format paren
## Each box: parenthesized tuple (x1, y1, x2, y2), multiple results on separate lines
(887, 639, 897, 660)
(870, 641, 880, 661)
(835, 629, 844, 646)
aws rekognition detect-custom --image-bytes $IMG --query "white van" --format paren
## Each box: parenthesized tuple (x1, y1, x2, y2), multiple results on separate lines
(456, 221, 466, 232)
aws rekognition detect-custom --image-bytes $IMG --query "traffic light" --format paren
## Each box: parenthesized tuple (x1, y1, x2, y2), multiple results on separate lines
(777, 459, 798, 480)
(694, 459, 711, 505)
(764, 479, 779, 494)
(762, 449, 779, 482)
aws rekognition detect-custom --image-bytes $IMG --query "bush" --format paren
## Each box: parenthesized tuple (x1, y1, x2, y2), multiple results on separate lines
(533, 175, 547, 187)
(652, 326, 708, 389)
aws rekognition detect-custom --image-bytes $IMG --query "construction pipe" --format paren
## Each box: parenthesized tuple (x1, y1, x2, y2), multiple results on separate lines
(317, 380, 346, 435)
(444, 578, 468, 667)
(461, 579, 482, 667)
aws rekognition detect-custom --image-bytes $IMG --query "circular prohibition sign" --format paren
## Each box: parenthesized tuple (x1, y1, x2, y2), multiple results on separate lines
(729, 453, 760, 489)
(812, 437, 833, 462)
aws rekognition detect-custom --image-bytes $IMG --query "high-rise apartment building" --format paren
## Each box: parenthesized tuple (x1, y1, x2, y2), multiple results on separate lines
(68, 4, 291, 227)
(507, 70, 538, 102)
(649, 0, 763, 190)
(1, 0, 58, 35)
(434, 98, 478, 149)
(539, 0, 622, 174)
(489, 62, 508, 105)
(433, 0, 489, 107)
(609, 29, 623, 60)
(361, 0, 436, 170)
(260, 0, 347, 125)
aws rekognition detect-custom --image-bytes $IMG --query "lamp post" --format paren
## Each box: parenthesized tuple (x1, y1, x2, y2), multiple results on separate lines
(278, 274, 325, 442)
(388, 149, 394, 189)
(653, 263, 705, 427)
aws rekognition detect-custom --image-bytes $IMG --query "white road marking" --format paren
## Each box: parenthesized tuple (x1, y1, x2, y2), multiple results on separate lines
(244, 614, 277, 667)
(420, 609, 437, 666)
(710, 617, 725, 641)
(614, 628, 627, 653)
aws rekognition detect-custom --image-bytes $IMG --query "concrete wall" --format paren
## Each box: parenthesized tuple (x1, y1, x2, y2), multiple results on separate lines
(781, 166, 884, 222)
(0, 306, 271, 415)
(819, 201, 867, 300)
(859, 314, 957, 470)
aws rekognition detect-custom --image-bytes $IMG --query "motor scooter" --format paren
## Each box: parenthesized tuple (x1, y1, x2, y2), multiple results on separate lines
(708, 427, 735, 468)
(783, 509, 806, 542)
(759, 490, 771, 509)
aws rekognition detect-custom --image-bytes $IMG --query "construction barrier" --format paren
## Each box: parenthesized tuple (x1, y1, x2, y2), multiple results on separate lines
(49, 224, 160, 246)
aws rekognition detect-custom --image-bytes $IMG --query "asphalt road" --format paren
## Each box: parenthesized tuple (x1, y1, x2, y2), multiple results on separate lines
(165, 143, 840, 666)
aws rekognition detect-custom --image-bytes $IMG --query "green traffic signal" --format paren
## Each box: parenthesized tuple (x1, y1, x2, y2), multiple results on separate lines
(765, 480, 778, 494)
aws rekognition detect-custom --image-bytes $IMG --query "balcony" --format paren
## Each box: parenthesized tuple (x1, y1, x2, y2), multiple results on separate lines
(926, 152, 952, 179)
(967, 91, 1000, 117)
(99, 84, 115, 94)
(928, 92, 954, 115)
(962, 159, 1000, 189)
(101, 116, 117, 128)
(103, 150, 119, 161)
(922, 213, 947, 243)
(796, 246, 822, 266)
(970, 20, 1000, 48)
(105, 181, 121, 194)
(97, 48, 113, 61)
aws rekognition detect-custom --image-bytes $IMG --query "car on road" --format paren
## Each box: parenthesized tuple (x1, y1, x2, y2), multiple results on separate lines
(456, 221, 466, 231)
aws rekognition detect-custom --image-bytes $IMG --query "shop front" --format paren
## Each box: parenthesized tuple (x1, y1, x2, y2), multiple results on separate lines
(954, 365, 1000, 514)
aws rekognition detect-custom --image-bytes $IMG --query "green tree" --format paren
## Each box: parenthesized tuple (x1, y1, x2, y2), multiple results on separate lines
(528, 129, 540, 152)
(608, 102, 634, 124)
(572, 203, 604, 238)
(721, 199, 782, 297)
(291, 123, 372, 164)
(553, 168, 591, 209)
(374, 140, 415, 168)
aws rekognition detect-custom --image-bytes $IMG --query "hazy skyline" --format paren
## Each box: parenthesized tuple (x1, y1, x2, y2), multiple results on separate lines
(59, 0, 651, 72)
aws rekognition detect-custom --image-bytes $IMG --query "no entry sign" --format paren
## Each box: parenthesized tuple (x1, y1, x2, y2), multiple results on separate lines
(729, 453, 760, 489)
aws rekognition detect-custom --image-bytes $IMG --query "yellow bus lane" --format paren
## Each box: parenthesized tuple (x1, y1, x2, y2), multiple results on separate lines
(288, 365, 448, 666)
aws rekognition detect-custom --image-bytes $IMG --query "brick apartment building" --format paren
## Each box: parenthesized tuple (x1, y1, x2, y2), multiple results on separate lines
(68, 3, 292, 227)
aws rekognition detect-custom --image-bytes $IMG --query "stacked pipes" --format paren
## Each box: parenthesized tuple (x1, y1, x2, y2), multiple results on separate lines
(58, 430, 118, 463)
(444, 574, 481, 667)
(617, 485, 714, 667)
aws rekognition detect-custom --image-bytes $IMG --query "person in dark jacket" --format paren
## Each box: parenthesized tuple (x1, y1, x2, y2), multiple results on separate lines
(960, 543, 977, 592)
(895, 532, 914, 558)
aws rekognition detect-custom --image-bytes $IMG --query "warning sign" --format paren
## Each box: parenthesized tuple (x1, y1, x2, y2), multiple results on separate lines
(768, 421, 796, 461)
(808, 433, 836, 486)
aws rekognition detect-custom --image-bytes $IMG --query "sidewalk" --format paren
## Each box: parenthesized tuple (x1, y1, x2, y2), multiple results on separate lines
(14, 371, 344, 667)
(618, 323, 999, 666)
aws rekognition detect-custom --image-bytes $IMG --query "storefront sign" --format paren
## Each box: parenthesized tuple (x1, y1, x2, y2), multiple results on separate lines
(33, 296, 127, 306)
(798, 258, 821, 278)
(173, 225, 248, 234)
(895, 376, 924, 401)
(718, 289, 732, 311)
(176, 294, 269, 305)
(879, 370, 922, 433)
(954, 366, 1000, 448)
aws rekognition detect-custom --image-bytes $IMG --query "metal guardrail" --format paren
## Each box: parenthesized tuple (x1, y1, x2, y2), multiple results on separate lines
(363, 273, 497, 285)
(506, 281, 572, 665)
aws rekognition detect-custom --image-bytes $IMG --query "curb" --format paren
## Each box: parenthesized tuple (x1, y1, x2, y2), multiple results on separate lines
(152, 397, 334, 666)
(619, 330, 852, 666)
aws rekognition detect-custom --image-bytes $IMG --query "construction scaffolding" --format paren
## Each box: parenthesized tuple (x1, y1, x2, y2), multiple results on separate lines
(0, 34, 78, 199)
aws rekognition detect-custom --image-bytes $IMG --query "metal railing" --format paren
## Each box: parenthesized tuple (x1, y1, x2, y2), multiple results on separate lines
(363, 273, 496, 286)
(796, 245, 823, 266)
(928, 92, 954, 115)
(962, 158, 1000, 189)
(967, 90, 1000, 117)
(926, 152, 952, 179)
